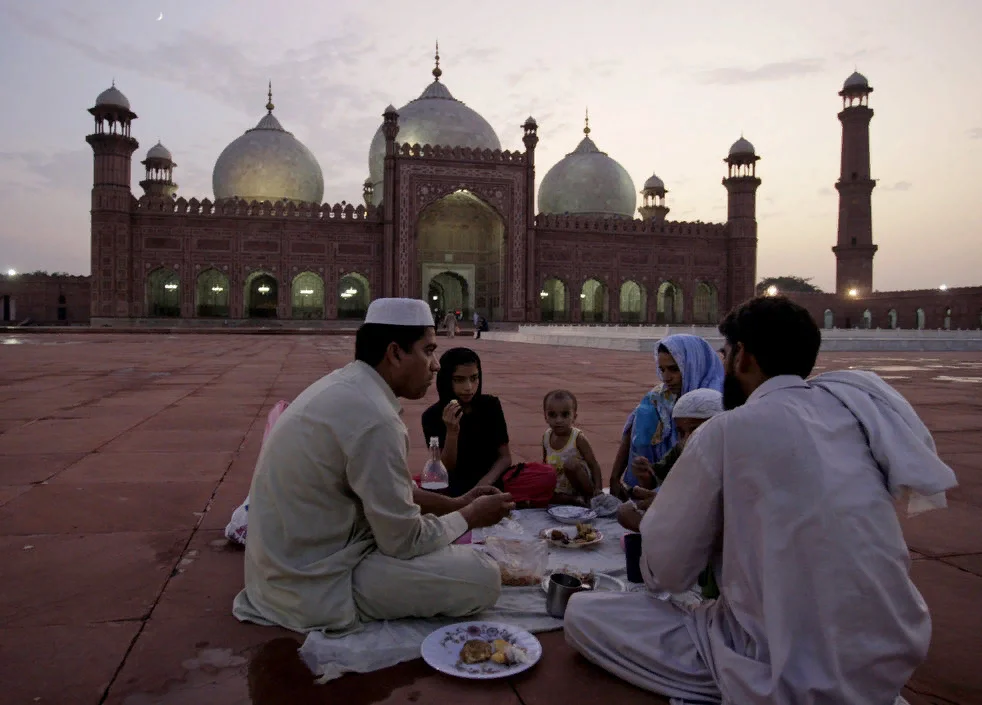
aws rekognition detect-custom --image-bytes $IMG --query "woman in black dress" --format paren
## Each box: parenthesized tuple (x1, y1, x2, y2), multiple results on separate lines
(421, 347, 512, 498)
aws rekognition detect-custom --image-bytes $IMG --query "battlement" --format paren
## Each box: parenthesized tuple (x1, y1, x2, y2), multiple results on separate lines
(396, 142, 527, 164)
(132, 195, 382, 221)
(534, 213, 728, 237)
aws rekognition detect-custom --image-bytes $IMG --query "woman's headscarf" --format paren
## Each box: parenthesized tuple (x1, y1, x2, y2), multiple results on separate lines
(629, 334, 725, 469)
(435, 347, 483, 405)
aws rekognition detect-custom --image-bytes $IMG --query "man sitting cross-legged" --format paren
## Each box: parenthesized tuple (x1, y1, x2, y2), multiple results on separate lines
(564, 295, 957, 705)
(233, 298, 514, 635)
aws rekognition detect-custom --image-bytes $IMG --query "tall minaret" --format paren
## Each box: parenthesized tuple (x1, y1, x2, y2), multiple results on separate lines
(832, 71, 877, 296)
(723, 136, 761, 310)
(86, 83, 139, 319)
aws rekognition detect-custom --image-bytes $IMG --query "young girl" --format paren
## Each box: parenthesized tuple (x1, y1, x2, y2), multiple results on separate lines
(542, 389, 604, 505)
(610, 334, 724, 499)
(421, 347, 512, 498)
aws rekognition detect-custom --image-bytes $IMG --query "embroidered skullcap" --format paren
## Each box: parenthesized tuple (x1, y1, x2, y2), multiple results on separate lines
(364, 298, 434, 327)
(672, 388, 724, 420)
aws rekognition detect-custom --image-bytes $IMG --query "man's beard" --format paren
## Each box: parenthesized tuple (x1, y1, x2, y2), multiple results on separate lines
(722, 373, 748, 410)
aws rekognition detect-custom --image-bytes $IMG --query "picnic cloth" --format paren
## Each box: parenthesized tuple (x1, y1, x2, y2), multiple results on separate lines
(299, 508, 702, 682)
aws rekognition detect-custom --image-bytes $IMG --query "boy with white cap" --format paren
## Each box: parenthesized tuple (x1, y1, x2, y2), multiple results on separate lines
(234, 298, 514, 635)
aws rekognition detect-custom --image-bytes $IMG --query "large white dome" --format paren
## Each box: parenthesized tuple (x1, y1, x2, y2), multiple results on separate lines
(213, 93, 324, 204)
(367, 64, 500, 206)
(537, 126, 636, 218)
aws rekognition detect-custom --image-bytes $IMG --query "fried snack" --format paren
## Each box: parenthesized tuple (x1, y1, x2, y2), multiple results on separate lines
(500, 568, 540, 586)
(490, 638, 529, 665)
(460, 639, 493, 664)
(574, 523, 598, 543)
(548, 529, 570, 544)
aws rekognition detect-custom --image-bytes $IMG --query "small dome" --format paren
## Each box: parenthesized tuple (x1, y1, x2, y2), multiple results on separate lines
(537, 128, 637, 218)
(146, 141, 173, 161)
(728, 136, 756, 157)
(367, 70, 501, 205)
(643, 173, 665, 191)
(843, 71, 870, 90)
(96, 84, 130, 110)
(213, 103, 324, 204)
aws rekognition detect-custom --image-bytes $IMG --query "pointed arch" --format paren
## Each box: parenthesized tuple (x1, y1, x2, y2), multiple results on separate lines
(656, 281, 683, 324)
(580, 278, 608, 323)
(619, 280, 646, 323)
(693, 282, 718, 324)
(915, 308, 926, 330)
(195, 268, 229, 317)
(823, 309, 834, 329)
(244, 271, 278, 318)
(338, 272, 370, 319)
(146, 267, 180, 317)
(887, 309, 898, 329)
(862, 309, 873, 329)
(292, 271, 324, 320)
(540, 278, 569, 322)
(943, 307, 952, 330)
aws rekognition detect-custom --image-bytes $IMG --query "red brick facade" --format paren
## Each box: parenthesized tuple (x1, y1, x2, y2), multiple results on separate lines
(0, 274, 90, 325)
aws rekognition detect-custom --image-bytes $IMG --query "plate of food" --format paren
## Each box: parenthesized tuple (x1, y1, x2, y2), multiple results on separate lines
(546, 505, 598, 525)
(540, 523, 604, 548)
(420, 621, 542, 679)
(540, 569, 625, 593)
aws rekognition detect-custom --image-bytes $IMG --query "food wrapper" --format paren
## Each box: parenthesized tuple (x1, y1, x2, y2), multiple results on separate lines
(484, 537, 549, 587)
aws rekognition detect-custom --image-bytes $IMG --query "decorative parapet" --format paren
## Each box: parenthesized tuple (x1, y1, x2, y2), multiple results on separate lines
(396, 142, 527, 164)
(133, 195, 382, 221)
(534, 213, 727, 236)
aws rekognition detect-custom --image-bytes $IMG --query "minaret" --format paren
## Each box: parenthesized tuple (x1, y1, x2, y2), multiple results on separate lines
(139, 141, 178, 198)
(638, 173, 669, 223)
(86, 82, 139, 319)
(723, 136, 761, 310)
(832, 71, 877, 296)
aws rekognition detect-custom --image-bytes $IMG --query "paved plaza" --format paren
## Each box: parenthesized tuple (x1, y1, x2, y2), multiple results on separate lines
(0, 334, 980, 704)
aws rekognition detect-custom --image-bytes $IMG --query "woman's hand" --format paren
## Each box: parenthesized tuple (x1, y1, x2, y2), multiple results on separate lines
(631, 456, 653, 486)
(442, 400, 463, 433)
(460, 485, 501, 505)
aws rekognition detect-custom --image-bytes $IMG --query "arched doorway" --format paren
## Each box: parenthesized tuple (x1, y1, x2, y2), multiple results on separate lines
(693, 282, 718, 324)
(580, 279, 608, 323)
(944, 307, 952, 330)
(57, 294, 67, 321)
(657, 282, 683, 324)
(540, 278, 568, 322)
(0, 295, 13, 322)
(428, 271, 469, 321)
(823, 309, 834, 329)
(862, 309, 873, 329)
(338, 272, 370, 319)
(292, 272, 324, 320)
(915, 308, 925, 330)
(417, 190, 505, 320)
(244, 272, 278, 318)
(196, 269, 229, 317)
(146, 268, 180, 317)
(887, 309, 898, 329)
(619, 280, 645, 323)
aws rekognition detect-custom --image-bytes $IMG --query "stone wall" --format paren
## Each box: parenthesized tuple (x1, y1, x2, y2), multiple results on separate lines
(785, 288, 982, 330)
(0, 274, 91, 325)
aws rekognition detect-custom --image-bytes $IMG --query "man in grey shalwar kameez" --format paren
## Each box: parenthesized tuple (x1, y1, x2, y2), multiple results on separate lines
(565, 296, 957, 705)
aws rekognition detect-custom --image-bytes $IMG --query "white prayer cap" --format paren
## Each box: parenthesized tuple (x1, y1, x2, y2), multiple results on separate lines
(672, 388, 724, 420)
(364, 298, 434, 327)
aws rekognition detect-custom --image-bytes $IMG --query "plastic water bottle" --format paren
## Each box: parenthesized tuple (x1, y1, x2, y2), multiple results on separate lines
(420, 436, 449, 491)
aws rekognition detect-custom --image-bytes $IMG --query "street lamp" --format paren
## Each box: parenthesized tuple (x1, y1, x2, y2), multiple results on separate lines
(766, 285, 778, 297)
(848, 288, 859, 298)
(6, 269, 16, 277)
(939, 284, 948, 291)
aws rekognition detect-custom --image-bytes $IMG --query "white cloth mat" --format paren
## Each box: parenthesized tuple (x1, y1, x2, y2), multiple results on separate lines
(300, 508, 633, 681)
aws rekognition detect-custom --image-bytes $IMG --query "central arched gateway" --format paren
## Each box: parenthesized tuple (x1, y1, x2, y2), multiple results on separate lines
(417, 190, 505, 320)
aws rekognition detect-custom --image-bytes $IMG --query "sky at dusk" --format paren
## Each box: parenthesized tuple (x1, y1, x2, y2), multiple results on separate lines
(0, 0, 980, 292)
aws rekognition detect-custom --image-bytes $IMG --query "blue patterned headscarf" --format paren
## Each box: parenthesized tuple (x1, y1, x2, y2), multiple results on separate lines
(623, 334, 725, 487)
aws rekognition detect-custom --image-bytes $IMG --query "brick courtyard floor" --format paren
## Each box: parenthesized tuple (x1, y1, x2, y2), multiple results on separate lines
(0, 334, 979, 705)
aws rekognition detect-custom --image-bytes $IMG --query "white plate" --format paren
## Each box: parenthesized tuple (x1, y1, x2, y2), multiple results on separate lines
(540, 525, 604, 548)
(420, 621, 542, 679)
(546, 506, 597, 524)
(540, 571, 625, 593)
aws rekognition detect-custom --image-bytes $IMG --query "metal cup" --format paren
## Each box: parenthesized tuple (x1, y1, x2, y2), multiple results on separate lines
(545, 572, 590, 619)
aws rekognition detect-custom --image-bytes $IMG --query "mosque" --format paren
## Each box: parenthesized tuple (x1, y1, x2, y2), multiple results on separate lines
(0, 55, 977, 329)
(78, 48, 757, 326)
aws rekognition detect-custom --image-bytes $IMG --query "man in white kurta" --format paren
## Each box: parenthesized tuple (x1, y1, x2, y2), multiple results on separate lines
(565, 296, 956, 704)
(233, 299, 511, 634)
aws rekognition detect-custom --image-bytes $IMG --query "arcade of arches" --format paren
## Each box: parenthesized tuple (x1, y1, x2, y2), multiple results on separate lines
(819, 306, 957, 330)
(538, 278, 719, 324)
(145, 268, 371, 319)
(417, 191, 504, 321)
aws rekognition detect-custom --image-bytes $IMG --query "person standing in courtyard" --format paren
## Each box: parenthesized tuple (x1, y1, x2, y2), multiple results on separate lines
(233, 298, 514, 635)
(565, 296, 958, 705)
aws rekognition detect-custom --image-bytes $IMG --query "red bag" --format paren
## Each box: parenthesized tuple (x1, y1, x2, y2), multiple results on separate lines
(499, 462, 557, 508)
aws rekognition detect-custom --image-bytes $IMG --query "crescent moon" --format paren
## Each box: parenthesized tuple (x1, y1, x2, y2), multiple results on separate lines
(157, 12, 164, 21)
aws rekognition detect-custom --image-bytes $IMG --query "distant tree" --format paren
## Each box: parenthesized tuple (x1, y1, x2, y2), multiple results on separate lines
(756, 276, 823, 295)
